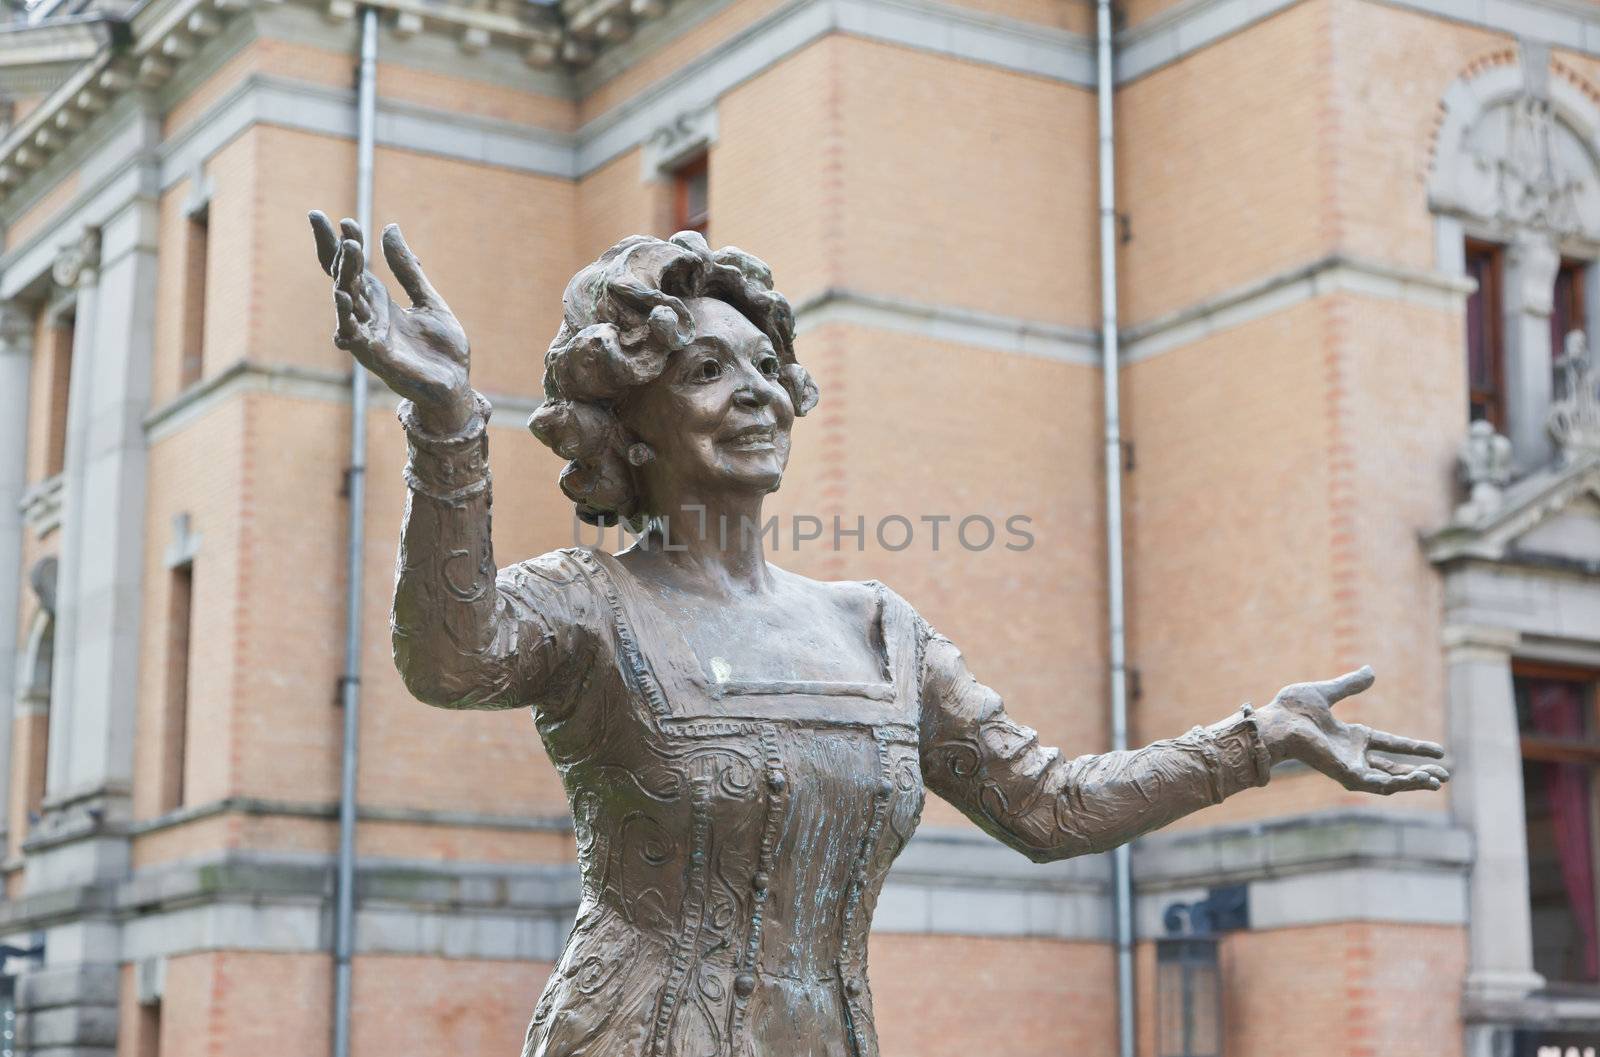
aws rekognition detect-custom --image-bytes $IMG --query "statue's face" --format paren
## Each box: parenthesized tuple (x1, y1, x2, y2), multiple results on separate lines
(625, 296, 794, 508)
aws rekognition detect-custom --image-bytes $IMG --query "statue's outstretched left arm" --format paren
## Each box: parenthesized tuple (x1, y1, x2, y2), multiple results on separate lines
(917, 625, 1448, 863)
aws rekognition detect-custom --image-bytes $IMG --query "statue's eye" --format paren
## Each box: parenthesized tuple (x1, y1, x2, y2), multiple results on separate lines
(692, 358, 722, 382)
(757, 355, 780, 377)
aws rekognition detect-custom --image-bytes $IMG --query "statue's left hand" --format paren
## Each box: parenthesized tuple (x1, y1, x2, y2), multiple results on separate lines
(1252, 667, 1450, 794)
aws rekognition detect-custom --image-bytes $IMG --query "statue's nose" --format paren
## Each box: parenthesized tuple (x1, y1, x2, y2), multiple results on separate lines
(734, 380, 772, 409)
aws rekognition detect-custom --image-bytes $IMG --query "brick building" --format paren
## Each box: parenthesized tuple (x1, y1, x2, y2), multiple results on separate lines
(0, 0, 1597, 1053)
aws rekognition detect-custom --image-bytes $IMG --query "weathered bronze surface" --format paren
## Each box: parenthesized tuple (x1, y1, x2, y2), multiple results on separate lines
(308, 216, 1450, 1057)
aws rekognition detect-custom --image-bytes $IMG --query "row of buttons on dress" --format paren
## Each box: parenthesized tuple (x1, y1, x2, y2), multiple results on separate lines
(733, 767, 787, 1000)
(727, 769, 890, 1002)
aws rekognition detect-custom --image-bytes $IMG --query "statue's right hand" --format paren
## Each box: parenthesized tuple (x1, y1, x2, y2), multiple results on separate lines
(309, 211, 473, 435)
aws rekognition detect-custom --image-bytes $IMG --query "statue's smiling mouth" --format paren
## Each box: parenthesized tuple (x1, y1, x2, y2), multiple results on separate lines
(721, 425, 779, 451)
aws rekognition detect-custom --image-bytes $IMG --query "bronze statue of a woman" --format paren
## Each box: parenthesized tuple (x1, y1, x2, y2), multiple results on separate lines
(308, 214, 1449, 1057)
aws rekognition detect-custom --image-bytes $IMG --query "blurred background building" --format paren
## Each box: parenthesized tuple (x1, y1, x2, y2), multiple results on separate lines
(0, 0, 1597, 1053)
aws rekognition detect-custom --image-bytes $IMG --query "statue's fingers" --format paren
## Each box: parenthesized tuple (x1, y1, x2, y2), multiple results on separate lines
(1367, 729, 1445, 758)
(332, 290, 360, 348)
(336, 238, 365, 292)
(1349, 768, 1440, 795)
(309, 211, 339, 275)
(1311, 665, 1375, 706)
(1369, 758, 1449, 782)
(339, 216, 364, 249)
(382, 223, 445, 310)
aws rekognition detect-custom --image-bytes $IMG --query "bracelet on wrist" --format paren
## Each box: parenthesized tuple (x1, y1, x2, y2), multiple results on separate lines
(400, 391, 493, 502)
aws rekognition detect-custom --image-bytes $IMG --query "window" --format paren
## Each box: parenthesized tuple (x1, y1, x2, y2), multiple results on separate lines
(673, 154, 709, 237)
(161, 562, 194, 813)
(180, 207, 208, 389)
(1466, 240, 1506, 428)
(1518, 665, 1600, 987)
(44, 310, 73, 478)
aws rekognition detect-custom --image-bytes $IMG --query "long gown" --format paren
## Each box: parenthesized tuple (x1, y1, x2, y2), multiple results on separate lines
(388, 393, 1273, 1057)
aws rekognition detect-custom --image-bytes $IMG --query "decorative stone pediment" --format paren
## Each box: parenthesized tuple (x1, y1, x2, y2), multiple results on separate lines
(1427, 444, 1600, 569)
(1430, 62, 1600, 242)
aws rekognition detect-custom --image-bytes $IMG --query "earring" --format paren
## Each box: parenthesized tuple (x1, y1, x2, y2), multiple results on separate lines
(627, 443, 654, 466)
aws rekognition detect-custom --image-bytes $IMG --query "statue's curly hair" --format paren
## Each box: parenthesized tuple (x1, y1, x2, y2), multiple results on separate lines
(528, 231, 819, 528)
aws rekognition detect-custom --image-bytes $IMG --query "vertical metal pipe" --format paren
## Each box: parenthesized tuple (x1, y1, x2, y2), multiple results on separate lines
(334, 9, 377, 1057)
(1094, 2, 1135, 1056)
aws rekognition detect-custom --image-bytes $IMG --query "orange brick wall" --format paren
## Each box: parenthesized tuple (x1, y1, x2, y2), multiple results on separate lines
(714, 35, 1098, 326)
(1121, 0, 1187, 28)
(152, 177, 198, 407)
(870, 935, 1114, 1056)
(1135, 924, 1468, 1057)
(1123, 289, 1462, 829)
(134, 399, 247, 822)
(195, 130, 262, 384)
(116, 951, 556, 1057)
(22, 306, 70, 487)
(1117, 2, 1333, 325)
(1325, 1, 1509, 272)
(711, 40, 838, 304)
(575, 146, 671, 262)
(1125, 302, 1340, 756)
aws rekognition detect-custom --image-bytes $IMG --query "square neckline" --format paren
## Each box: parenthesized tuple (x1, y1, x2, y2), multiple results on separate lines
(584, 547, 898, 701)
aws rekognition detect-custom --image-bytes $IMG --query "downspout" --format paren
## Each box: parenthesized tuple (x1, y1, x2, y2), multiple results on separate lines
(1094, 3, 1135, 1057)
(334, 9, 377, 1057)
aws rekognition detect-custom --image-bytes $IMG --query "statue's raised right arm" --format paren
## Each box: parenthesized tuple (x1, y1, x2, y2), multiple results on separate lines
(310, 212, 550, 711)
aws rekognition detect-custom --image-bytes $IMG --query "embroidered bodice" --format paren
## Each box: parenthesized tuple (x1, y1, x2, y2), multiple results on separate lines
(389, 394, 1272, 1057)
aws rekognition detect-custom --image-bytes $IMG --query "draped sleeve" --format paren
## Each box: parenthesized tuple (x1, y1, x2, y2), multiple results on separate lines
(916, 619, 1272, 862)
(388, 390, 605, 712)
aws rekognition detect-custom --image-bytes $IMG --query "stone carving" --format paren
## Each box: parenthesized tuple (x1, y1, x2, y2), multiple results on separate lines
(1549, 329, 1600, 457)
(308, 213, 1451, 1057)
(1486, 95, 1585, 236)
(1433, 87, 1600, 242)
(1456, 419, 1515, 522)
(50, 227, 100, 289)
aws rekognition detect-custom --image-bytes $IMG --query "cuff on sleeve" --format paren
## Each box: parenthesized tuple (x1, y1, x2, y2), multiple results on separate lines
(399, 391, 493, 503)
(1211, 706, 1274, 793)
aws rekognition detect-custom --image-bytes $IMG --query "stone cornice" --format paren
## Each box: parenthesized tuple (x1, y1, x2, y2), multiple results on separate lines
(1129, 807, 1471, 890)
(0, 15, 118, 99)
(141, 358, 544, 443)
(795, 286, 1100, 365)
(1122, 254, 1473, 363)
(125, 794, 577, 835)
